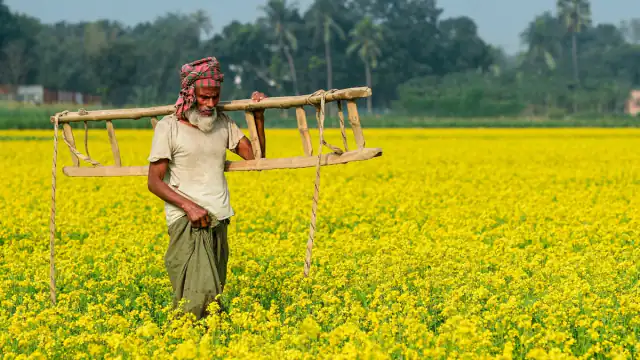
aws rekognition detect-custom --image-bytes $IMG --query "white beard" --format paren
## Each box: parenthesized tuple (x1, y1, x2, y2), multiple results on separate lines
(185, 108, 217, 132)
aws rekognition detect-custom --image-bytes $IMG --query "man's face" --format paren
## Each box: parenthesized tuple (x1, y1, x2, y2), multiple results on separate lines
(195, 86, 220, 116)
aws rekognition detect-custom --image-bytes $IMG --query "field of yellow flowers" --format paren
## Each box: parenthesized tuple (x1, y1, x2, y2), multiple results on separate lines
(0, 126, 639, 359)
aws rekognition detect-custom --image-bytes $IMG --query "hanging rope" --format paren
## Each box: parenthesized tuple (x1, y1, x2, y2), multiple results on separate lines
(303, 89, 345, 277)
(49, 110, 101, 305)
(49, 113, 63, 305)
(83, 121, 91, 159)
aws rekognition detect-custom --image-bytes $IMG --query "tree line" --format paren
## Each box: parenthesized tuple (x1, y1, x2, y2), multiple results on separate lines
(0, 0, 639, 118)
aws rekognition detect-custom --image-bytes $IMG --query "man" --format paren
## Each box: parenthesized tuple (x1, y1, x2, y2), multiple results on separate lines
(147, 57, 267, 320)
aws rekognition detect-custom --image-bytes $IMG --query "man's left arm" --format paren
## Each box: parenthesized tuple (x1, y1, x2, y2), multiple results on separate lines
(233, 91, 267, 160)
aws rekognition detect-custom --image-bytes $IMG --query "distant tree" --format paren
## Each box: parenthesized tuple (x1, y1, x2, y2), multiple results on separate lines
(1, 40, 30, 85)
(259, 0, 301, 95)
(620, 18, 640, 44)
(347, 16, 382, 113)
(520, 12, 563, 74)
(557, 0, 592, 86)
(308, 0, 346, 91)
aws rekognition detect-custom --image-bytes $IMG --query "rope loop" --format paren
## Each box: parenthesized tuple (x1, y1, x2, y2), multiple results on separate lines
(53, 110, 103, 167)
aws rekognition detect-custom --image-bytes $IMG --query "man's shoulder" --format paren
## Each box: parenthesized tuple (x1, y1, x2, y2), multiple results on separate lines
(159, 113, 178, 123)
(154, 114, 179, 131)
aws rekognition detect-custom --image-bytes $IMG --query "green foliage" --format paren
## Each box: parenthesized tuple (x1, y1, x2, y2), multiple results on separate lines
(0, 0, 639, 126)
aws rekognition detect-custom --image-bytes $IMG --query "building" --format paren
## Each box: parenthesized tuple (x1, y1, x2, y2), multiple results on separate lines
(0, 84, 101, 105)
(626, 90, 640, 116)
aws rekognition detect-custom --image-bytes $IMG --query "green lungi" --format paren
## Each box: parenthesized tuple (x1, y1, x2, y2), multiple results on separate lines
(164, 215, 230, 320)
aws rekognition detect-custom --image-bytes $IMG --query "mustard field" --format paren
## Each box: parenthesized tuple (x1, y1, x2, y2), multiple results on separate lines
(1, 128, 639, 359)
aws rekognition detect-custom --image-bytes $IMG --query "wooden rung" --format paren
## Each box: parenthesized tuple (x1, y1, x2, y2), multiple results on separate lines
(62, 123, 80, 167)
(151, 117, 158, 129)
(347, 101, 365, 149)
(62, 147, 383, 177)
(105, 120, 122, 166)
(295, 107, 313, 156)
(244, 111, 262, 159)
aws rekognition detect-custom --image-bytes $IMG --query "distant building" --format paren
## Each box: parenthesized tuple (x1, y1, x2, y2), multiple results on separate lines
(0, 84, 101, 105)
(627, 90, 640, 116)
(16, 85, 45, 103)
(0, 85, 16, 101)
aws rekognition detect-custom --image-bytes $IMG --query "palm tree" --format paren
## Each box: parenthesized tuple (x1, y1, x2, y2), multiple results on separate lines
(309, 0, 345, 91)
(260, 0, 300, 95)
(347, 16, 382, 114)
(519, 12, 563, 75)
(556, 0, 592, 86)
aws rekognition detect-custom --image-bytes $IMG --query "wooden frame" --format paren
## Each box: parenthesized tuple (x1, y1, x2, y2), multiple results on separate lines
(52, 87, 382, 176)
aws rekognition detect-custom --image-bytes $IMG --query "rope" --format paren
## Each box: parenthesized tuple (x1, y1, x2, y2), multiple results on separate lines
(304, 89, 339, 277)
(84, 121, 91, 159)
(62, 134, 102, 167)
(337, 101, 349, 152)
(49, 109, 96, 305)
(49, 113, 62, 305)
(51, 110, 102, 167)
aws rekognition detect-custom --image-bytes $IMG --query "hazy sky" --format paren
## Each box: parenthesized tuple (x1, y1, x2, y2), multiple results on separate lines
(5, 0, 638, 54)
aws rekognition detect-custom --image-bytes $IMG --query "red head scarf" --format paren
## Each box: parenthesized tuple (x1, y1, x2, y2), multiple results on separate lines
(174, 57, 224, 121)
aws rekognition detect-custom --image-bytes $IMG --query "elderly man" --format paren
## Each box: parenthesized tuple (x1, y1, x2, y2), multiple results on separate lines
(147, 57, 266, 320)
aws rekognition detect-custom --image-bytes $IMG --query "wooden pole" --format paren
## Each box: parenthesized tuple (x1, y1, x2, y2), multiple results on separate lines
(244, 111, 262, 159)
(51, 87, 372, 123)
(62, 124, 80, 166)
(346, 101, 365, 149)
(151, 117, 158, 129)
(296, 107, 313, 156)
(105, 121, 122, 166)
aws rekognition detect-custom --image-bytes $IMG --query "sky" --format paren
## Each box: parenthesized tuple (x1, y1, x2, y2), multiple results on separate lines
(5, 0, 638, 54)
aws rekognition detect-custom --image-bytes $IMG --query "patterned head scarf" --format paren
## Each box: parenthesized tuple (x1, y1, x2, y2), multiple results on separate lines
(174, 57, 224, 121)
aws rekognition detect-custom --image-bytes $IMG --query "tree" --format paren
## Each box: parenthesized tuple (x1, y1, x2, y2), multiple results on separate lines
(519, 12, 563, 74)
(439, 16, 494, 74)
(347, 16, 382, 113)
(1, 39, 30, 85)
(259, 0, 301, 95)
(308, 0, 346, 91)
(557, 0, 592, 86)
(620, 18, 640, 44)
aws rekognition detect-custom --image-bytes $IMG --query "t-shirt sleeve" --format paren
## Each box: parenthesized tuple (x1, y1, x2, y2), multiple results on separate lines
(147, 118, 174, 162)
(224, 114, 246, 150)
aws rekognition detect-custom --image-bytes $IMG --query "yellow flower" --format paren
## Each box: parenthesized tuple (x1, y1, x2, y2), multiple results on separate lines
(0, 128, 638, 358)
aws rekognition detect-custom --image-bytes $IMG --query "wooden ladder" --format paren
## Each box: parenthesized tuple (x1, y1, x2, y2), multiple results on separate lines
(52, 87, 382, 177)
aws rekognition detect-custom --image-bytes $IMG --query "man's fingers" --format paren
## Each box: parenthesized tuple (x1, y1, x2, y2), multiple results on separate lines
(252, 91, 266, 102)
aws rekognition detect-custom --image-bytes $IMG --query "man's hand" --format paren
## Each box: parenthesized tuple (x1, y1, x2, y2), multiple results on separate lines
(251, 91, 267, 117)
(183, 202, 211, 229)
(148, 159, 212, 229)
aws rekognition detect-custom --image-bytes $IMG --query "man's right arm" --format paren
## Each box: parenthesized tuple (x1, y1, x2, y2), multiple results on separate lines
(147, 159, 211, 228)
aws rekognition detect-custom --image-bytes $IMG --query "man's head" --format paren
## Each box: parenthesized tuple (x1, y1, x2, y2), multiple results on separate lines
(174, 57, 224, 130)
(185, 86, 221, 132)
(195, 86, 220, 116)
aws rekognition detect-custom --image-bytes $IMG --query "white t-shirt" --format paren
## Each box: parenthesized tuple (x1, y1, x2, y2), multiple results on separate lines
(147, 112, 246, 226)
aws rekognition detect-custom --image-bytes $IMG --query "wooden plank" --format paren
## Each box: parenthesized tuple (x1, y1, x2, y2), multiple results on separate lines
(62, 147, 383, 177)
(347, 100, 365, 149)
(62, 123, 80, 166)
(105, 120, 122, 166)
(151, 117, 158, 129)
(244, 111, 262, 159)
(51, 87, 373, 123)
(295, 107, 313, 156)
